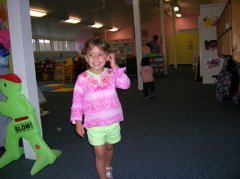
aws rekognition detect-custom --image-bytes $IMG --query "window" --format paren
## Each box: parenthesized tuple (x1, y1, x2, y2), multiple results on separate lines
(64, 40, 74, 51)
(33, 38, 75, 52)
(38, 39, 51, 51)
(32, 39, 37, 51)
(53, 40, 64, 51)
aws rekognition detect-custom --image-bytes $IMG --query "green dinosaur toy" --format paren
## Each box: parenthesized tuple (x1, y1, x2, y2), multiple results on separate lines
(0, 74, 61, 175)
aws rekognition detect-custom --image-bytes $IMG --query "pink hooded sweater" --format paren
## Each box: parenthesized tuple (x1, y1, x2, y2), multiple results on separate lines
(70, 67, 130, 129)
(140, 66, 154, 82)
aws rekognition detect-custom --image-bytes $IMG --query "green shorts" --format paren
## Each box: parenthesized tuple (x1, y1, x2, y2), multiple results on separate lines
(87, 123, 121, 146)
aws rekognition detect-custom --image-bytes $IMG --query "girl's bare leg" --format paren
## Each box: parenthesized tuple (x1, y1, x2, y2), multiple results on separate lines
(93, 143, 114, 179)
(94, 145, 106, 179)
(105, 143, 113, 168)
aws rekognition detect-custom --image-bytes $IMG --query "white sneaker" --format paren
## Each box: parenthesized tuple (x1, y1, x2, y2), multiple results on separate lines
(106, 166, 113, 179)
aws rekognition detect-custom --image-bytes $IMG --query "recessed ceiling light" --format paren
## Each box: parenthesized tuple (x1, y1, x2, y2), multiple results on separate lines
(64, 18, 81, 24)
(108, 28, 118, 32)
(174, 6, 179, 11)
(90, 23, 103, 28)
(30, 10, 47, 17)
(176, 13, 182, 17)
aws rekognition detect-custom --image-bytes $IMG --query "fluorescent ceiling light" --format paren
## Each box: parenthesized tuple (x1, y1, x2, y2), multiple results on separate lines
(174, 6, 179, 11)
(108, 28, 118, 32)
(176, 13, 182, 17)
(90, 23, 103, 28)
(30, 10, 47, 17)
(64, 18, 81, 24)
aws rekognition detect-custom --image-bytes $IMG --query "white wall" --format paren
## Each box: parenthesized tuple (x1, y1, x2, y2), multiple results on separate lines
(199, 3, 224, 84)
(31, 17, 94, 60)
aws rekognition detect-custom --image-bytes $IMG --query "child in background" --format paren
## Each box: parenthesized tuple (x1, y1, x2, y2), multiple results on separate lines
(70, 37, 130, 179)
(140, 57, 155, 99)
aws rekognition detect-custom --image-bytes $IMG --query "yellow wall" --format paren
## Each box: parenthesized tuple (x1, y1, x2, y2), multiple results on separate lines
(168, 32, 199, 65)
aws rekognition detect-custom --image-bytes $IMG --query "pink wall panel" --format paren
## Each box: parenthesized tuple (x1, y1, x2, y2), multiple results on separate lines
(76, 13, 199, 56)
(175, 14, 199, 31)
(74, 34, 93, 55)
(107, 26, 134, 40)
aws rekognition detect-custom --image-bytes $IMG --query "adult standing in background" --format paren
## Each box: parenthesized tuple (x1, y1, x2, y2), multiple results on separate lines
(146, 35, 160, 54)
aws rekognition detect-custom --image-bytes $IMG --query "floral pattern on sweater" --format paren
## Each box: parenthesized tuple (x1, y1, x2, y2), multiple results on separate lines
(82, 70, 114, 91)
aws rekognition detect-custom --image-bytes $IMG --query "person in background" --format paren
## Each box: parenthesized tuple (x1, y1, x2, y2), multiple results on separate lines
(70, 37, 130, 179)
(140, 57, 155, 99)
(146, 34, 160, 54)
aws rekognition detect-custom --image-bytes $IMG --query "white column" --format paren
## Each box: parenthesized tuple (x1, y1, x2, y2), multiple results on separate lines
(159, 0, 168, 74)
(7, 0, 41, 160)
(171, 2, 178, 68)
(133, 0, 143, 90)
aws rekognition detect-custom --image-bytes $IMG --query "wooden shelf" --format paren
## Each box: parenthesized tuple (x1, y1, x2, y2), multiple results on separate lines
(217, 0, 240, 62)
(35, 61, 55, 80)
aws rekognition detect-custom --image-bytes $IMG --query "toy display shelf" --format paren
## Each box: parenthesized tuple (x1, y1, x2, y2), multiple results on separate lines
(35, 61, 55, 80)
(109, 42, 133, 58)
(147, 54, 164, 75)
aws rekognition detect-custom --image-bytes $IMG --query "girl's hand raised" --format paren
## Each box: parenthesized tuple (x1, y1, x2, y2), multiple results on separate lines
(107, 53, 118, 70)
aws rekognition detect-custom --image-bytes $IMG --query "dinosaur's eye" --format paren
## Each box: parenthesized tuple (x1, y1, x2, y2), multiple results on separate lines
(4, 83, 6, 87)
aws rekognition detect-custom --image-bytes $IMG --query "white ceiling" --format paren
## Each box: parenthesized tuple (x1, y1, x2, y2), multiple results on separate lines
(29, 0, 213, 34)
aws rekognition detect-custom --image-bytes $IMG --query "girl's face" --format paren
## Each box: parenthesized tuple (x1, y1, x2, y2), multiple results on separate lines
(85, 45, 108, 74)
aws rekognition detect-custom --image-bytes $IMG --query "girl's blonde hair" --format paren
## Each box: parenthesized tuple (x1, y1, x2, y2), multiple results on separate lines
(84, 37, 110, 54)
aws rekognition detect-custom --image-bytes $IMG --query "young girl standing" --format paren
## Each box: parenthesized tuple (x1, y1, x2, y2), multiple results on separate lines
(140, 57, 155, 99)
(70, 37, 130, 179)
